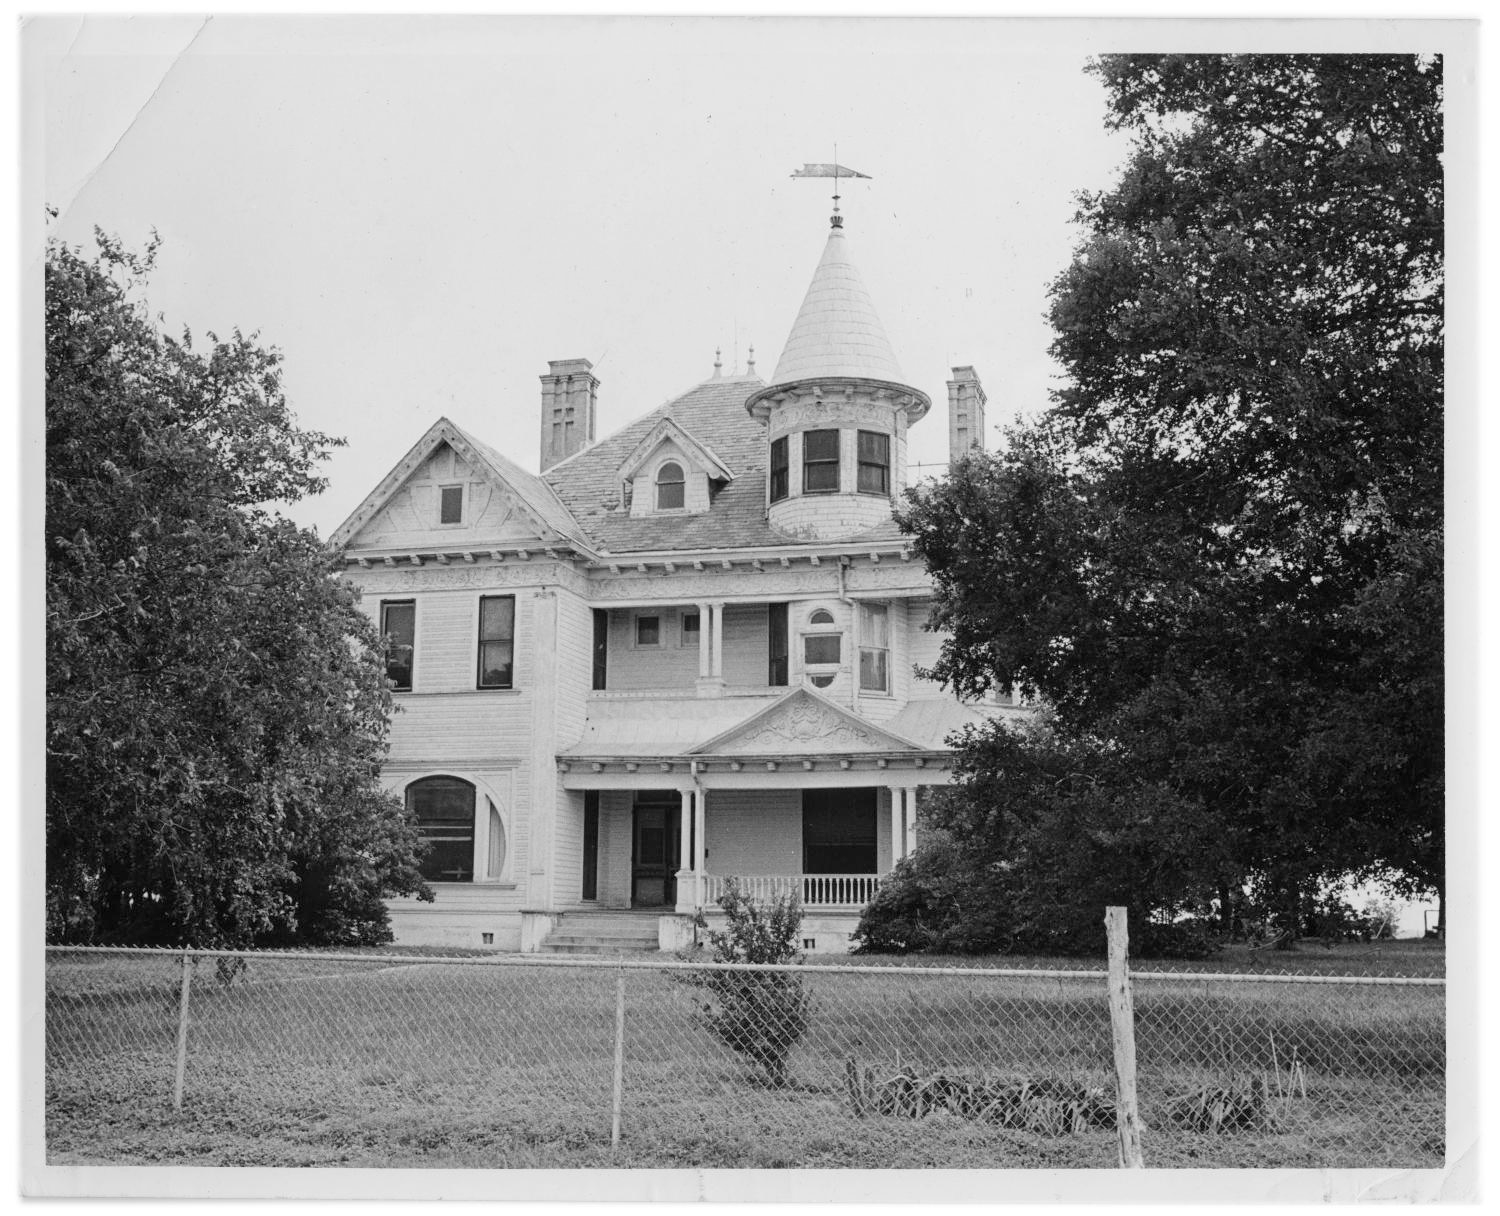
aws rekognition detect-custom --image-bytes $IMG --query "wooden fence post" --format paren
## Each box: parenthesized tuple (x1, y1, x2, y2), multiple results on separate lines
(172, 949, 194, 1112)
(1105, 907, 1145, 1168)
(610, 973, 626, 1150)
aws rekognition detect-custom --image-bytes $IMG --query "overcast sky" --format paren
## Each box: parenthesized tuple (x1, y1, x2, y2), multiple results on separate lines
(29, 15, 1469, 548)
(31, 15, 1144, 539)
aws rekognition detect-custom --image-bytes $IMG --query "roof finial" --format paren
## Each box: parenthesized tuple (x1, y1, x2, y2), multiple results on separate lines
(747, 344, 756, 375)
(713, 346, 722, 378)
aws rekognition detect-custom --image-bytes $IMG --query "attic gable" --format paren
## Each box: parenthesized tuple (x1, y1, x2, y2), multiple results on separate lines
(689, 687, 927, 756)
(329, 417, 587, 554)
(616, 415, 735, 486)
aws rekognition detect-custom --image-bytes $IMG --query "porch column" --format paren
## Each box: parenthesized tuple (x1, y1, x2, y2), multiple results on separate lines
(675, 788, 694, 913)
(696, 601, 711, 678)
(889, 787, 905, 864)
(693, 787, 708, 910)
(710, 601, 725, 678)
(904, 788, 919, 856)
(697, 601, 724, 697)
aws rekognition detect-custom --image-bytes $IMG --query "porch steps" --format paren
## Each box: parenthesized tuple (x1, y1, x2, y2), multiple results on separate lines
(538, 914, 662, 955)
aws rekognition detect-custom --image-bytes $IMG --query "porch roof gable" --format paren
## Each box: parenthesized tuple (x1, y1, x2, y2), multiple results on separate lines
(687, 687, 926, 756)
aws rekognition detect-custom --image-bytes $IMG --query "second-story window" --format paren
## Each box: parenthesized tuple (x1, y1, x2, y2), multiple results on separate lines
(858, 602, 890, 693)
(439, 485, 464, 524)
(803, 607, 841, 689)
(381, 600, 415, 691)
(768, 603, 789, 686)
(770, 436, 789, 502)
(857, 431, 891, 496)
(803, 429, 840, 493)
(477, 595, 516, 689)
(656, 461, 685, 509)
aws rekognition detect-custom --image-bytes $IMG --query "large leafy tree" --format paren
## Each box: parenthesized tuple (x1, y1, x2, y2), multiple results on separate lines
(46, 229, 431, 946)
(897, 54, 1443, 942)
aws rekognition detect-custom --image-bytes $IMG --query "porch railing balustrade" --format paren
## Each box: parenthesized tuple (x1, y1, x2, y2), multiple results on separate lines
(701, 873, 879, 907)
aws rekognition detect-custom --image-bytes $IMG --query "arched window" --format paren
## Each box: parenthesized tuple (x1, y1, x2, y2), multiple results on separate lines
(803, 607, 841, 689)
(656, 461, 685, 509)
(406, 776, 476, 882)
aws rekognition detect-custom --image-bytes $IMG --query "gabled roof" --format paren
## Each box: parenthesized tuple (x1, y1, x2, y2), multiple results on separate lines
(329, 417, 589, 551)
(768, 225, 906, 386)
(689, 687, 928, 756)
(615, 415, 736, 485)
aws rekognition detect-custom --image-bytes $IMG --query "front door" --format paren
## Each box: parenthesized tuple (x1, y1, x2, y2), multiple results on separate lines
(632, 794, 681, 907)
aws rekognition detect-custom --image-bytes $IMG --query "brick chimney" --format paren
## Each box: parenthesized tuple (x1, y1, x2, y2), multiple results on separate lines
(539, 358, 598, 472)
(946, 366, 987, 465)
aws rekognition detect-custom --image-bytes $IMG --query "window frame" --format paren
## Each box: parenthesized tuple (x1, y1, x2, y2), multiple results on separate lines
(438, 483, 465, 525)
(655, 460, 686, 511)
(476, 594, 516, 691)
(801, 429, 840, 494)
(801, 604, 842, 689)
(380, 599, 416, 692)
(407, 775, 477, 883)
(857, 601, 891, 694)
(856, 430, 891, 497)
(633, 612, 664, 649)
(769, 435, 790, 503)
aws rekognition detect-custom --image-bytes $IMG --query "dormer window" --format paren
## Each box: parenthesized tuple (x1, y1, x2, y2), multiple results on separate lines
(656, 462, 685, 510)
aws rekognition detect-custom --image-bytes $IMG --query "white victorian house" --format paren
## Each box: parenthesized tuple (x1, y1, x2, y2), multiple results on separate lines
(330, 211, 1021, 953)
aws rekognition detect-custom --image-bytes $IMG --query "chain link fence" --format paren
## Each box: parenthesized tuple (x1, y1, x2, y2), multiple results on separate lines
(44, 946, 1443, 1169)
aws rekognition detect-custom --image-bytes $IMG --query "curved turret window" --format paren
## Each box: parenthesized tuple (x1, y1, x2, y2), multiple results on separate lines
(656, 461, 685, 509)
(802, 430, 840, 493)
(769, 436, 789, 502)
(857, 431, 891, 495)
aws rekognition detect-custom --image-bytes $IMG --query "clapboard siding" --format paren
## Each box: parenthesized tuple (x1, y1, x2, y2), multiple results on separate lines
(604, 607, 699, 690)
(721, 604, 771, 687)
(552, 786, 589, 910)
(553, 589, 594, 748)
(706, 790, 801, 875)
(706, 787, 894, 875)
(905, 596, 950, 695)
(599, 791, 634, 908)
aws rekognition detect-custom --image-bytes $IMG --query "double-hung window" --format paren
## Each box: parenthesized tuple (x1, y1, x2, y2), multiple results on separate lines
(802, 429, 840, 493)
(656, 462, 685, 510)
(858, 602, 891, 693)
(381, 601, 415, 691)
(857, 431, 891, 495)
(769, 436, 789, 503)
(477, 595, 515, 689)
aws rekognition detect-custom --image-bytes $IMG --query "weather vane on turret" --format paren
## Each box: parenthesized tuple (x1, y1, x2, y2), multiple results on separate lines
(791, 152, 870, 228)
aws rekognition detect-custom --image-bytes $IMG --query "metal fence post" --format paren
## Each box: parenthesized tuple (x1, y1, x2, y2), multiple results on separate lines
(172, 948, 194, 1112)
(610, 972, 626, 1150)
(1105, 907, 1145, 1168)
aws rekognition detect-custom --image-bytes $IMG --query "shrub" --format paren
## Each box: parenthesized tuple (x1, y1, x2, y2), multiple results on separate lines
(685, 879, 812, 1087)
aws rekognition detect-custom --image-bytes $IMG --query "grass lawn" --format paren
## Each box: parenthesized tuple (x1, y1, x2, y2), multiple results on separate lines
(45, 946, 1444, 1170)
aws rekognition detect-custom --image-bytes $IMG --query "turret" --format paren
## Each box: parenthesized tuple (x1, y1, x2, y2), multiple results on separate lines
(746, 221, 929, 541)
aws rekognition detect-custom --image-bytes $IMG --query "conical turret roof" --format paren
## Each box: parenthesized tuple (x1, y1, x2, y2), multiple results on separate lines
(769, 225, 906, 386)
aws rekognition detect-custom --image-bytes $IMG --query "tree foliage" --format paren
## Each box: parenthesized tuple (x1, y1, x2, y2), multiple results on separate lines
(889, 54, 1443, 947)
(46, 230, 431, 947)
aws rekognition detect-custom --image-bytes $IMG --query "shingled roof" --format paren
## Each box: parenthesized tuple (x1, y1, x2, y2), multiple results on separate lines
(770, 225, 906, 386)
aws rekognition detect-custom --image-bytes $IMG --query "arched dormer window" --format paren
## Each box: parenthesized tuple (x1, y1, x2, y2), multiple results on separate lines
(656, 461, 685, 509)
